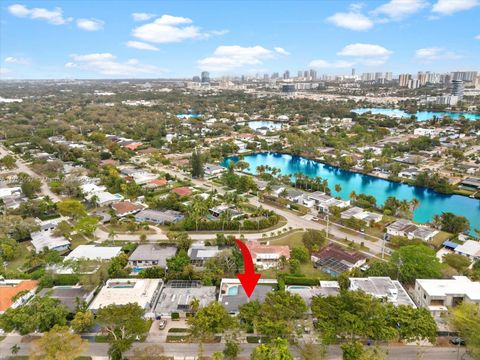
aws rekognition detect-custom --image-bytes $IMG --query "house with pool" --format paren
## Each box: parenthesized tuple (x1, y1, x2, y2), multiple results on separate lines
(286, 281, 340, 311)
(218, 278, 278, 315)
(127, 244, 177, 271)
(88, 278, 163, 317)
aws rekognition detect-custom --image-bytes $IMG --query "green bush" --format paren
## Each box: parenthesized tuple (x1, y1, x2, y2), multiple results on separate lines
(171, 312, 180, 320)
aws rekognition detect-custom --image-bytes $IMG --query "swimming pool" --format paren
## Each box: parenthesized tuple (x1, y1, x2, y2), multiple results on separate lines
(286, 285, 311, 290)
(227, 285, 239, 296)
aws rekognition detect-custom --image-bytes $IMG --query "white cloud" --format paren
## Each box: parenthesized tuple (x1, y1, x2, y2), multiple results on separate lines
(66, 53, 163, 77)
(372, 0, 428, 21)
(415, 47, 462, 61)
(76, 18, 104, 31)
(4, 56, 30, 65)
(126, 41, 159, 51)
(132, 12, 156, 21)
(132, 14, 225, 44)
(274, 47, 290, 56)
(308, 59, 355, 69)
(432, 0, 479, 14)
(198, 45, 284, 72)
(475, 34, 480, 40)
(338, 43, 392, 57)
(326, 11, 373, 31)
(7, 3, 71, 25)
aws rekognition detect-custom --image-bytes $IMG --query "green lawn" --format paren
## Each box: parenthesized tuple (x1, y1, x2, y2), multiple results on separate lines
(431, 231, 453, 248)
(267, 230, 305, 247)
(69, 233, 90, 249)
(6, 242, 30, 272)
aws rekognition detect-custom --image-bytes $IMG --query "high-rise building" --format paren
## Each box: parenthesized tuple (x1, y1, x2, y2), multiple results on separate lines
(201, 71, 210, 83)
(309, 69, 317, 80)
(297, 71, 303, 78)
(399, 73, 412, 87)
(452, 80, 464, 100)
(375, 72, 383, 81)
(192, 76, 200, 82)
(452, 71, 477, 83)
(271, 72, 279, 79)
(408, 79, 420, 89)
(352, 68, 356, 76)
(303, 70, 309, 79)
(385, 72, 393, 81)
(263, 73, 269, 80)
(283, 70, 290, 79)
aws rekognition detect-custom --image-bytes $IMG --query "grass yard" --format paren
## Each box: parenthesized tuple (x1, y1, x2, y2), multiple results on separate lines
(267, 230, 305, 247)
(6, 241, 31, 272)
(69, 233, 90, 249)
(431, 231, 453, 248)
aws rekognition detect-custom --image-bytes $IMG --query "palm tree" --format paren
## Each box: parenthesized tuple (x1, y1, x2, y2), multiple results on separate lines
(410, 198, 420, 212)
(349, 191, 357, 201)
(335, 184, 342, 194)
(190, 297, 200, 315)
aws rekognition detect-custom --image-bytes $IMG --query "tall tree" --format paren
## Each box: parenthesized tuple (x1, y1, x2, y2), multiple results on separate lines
(96, 303, 150, 360)
(29, 325, 87, 360)
(191, 149, 204, 178)
(251, 338, 293, 360)
(450, 302, 480, 359)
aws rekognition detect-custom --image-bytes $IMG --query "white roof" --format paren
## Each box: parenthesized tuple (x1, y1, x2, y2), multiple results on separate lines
(87, 191, 123, 204)
(416, 276, 480, 301)
(89, 278, 162, 311)
(455, 240, 480, 257)
(65, 245, 122, 262)
(80, 183, 106, 195)
(31, 230, 70, 252)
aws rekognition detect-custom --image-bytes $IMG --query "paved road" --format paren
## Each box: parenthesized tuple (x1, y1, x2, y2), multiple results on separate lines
(0, 144, 61, 202)
(0, 335, 469, 360)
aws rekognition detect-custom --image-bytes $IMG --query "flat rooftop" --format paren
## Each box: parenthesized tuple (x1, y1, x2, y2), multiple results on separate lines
(154, 280, 217, 316)
(416, 276, 480, 301)
(65, 245, 122, 262)
(89, 278, 163, 311)
(38, 286, 93, 312)
(350, 277, 416, 307)
(218, 278, 277, 314)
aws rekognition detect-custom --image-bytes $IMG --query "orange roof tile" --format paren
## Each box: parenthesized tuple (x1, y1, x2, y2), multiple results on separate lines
(0, 280, 38, 312)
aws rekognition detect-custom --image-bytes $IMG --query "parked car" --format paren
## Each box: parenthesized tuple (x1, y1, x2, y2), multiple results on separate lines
(158, 319, 167, 330)
(450, 337, 465, 346)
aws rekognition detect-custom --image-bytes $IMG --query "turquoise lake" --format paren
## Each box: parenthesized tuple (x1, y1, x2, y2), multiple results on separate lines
(352, 108, 480, 121)
(222, 152, 480, 235)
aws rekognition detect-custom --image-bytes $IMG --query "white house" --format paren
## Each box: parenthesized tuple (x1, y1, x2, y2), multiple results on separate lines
(454, 240, 480, 262)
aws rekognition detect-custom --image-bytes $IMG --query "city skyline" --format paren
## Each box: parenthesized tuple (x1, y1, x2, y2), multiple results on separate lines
(1, 0, 480, 79)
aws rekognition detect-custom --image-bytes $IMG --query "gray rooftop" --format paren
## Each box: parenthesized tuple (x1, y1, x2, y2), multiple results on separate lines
(218, 279, 277, 314)
(128, 245, 177, 266)
(349, 277, 416, 307)
(38, 286, 93, 312)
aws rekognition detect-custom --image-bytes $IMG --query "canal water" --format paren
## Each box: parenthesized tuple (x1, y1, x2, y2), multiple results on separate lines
(222, 152, 480, 235)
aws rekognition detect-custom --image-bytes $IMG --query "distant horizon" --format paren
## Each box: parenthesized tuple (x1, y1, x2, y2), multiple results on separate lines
(1, 0, 479, 79)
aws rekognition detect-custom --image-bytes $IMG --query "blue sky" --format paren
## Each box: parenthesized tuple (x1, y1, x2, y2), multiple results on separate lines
(1, 0, 479, 79)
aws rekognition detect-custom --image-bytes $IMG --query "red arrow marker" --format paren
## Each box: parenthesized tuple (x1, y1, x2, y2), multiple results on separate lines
(235, 239, 261, 298)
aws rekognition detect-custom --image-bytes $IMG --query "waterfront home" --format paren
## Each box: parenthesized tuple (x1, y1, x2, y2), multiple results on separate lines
(154, 280, 216, 318)
(31, 230, 70, 253)
(134, 209, 184, 225)
(307, 192, 350, 213)
(454, 240, 480, 262)
(204, 163, 227, 177)
(246, 240, 290, 269)
(188, 243, 222, 268)
(64, 245, 122, 262)
(460, 177, 480, 190)
(270, 185, 286, 197)
(311, 243, 366, 276)
(218, 278, 278, 315)
(385, 219, 438, 242)
(89, 279, 163, 316)
(285, 189, 305, 202)
(349, 277, 416, 307)
(127, 244, 177, 269)
(398, 168, 420, 180)
(413, 276, 480, 317)
(0, 279, 38, 314)
(454, 163, 480, 175)
(253, 179, 268, 191)
(37, 285, 95, 312)
(111, 201, 145, 217)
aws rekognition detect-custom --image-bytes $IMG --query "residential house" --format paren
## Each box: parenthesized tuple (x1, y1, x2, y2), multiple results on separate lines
(188, 243, 222, 267)
(0, 279, 38, 314)
(111, 201, 145, 217)
(37, 285, 95, 312)
(349, 277, 416, 307)
(135, 209, 184, 225)
(127, 244, 177, 269)
(64, 245, 122, 262)
(209, 204, 245, 220)
(171, 187, 192, 197)
(246, 240, 290, 269)
(204, 163, 227, 177)
(311, 243, 367, 276)
(454, 240, 480, 262)
(308, 192, 350, 213)
(413, 276, 480, 316)
(31, 230, 70, 253)
(385, 219, 438, 242)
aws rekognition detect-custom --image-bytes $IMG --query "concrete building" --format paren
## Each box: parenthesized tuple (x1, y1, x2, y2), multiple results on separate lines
(89, 278, 163, 315)
(134, 209, 184, 225)
(154, 280, 216, 317)
(413, 276, 480, 316)
(349, 277, 416, 307)
(127, 245, 177, 269)
(452, 80, 464, 100)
